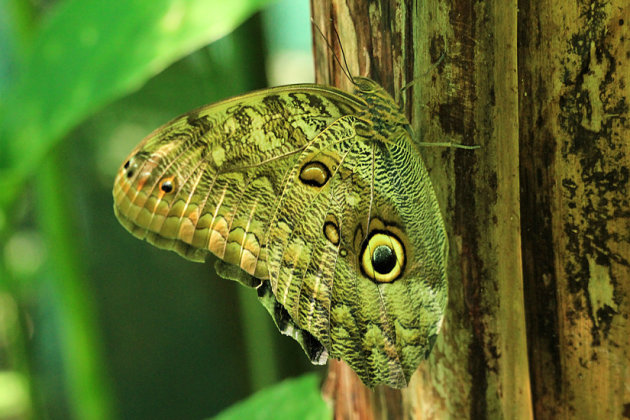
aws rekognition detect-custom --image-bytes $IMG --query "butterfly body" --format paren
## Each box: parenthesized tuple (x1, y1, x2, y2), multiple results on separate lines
(113, 77, 447, 388)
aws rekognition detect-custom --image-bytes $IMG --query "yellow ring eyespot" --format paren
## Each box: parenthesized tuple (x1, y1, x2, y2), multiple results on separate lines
(159, 176, 176, 194)
(360, 232, 405, 283)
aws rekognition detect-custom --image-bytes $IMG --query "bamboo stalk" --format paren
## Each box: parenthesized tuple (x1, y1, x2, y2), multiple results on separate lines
(519, 2, 630, 418)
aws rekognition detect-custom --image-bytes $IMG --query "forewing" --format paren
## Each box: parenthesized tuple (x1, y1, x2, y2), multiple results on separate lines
(113, 84, 363, 277)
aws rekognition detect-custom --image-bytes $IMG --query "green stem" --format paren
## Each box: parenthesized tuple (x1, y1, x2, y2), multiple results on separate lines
(236, 287, 280, 390)
(36, 150, 116, 419)
(0, 262, 35, 419)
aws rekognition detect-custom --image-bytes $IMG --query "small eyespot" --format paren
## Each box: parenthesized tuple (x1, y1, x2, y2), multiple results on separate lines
(299, 161, 330, 187)
(360, 231, 405, 283)
(159, 177, 175, 193)
(323, 214, 341, 246)
(123, 157, 135, 178)
(323, 221, 340, 245)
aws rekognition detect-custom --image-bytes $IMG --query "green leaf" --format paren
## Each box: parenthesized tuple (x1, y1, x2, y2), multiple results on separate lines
(0, 0, 276, 211)
(213, 374, 331, 420)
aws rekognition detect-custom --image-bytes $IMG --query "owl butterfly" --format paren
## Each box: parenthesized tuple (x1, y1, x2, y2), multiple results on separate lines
(113, 66, 450, 387)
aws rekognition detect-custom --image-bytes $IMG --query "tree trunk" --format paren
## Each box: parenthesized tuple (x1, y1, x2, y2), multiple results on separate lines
(311, 0, 629, 419)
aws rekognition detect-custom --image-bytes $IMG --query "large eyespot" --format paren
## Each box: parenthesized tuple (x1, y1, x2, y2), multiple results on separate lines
(159, 176, 176, 194)
(360, 231, 405, 283)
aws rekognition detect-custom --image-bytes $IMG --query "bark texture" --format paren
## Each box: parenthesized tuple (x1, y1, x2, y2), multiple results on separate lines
(312, 0, 629, 419)
(518, 2, 630, 419)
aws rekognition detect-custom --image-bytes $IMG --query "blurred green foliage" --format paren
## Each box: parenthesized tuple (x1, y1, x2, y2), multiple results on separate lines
(0, 0, 329, 418)
(0, 0, 274, 209)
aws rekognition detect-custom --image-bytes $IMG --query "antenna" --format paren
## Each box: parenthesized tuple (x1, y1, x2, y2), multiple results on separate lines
(400, 52, 446, 96)
(310, 17, 356, 85)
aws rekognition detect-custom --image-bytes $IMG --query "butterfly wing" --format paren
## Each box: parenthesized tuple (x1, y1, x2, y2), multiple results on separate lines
(264, 114, 447, 387)
(113, 82, 447, 388)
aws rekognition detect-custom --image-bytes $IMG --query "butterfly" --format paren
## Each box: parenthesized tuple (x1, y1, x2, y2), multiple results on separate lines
(113, 75, 448, 388)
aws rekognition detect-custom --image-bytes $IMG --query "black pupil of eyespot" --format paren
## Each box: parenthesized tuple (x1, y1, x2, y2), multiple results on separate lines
(161, 180, 173, 193)
(124, 161, 130, 169)
(372, 245, 396, 274)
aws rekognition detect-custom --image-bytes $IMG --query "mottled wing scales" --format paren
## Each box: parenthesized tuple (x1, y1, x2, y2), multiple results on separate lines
(326, 170, 374, 380)
(330, 142, 409, 387)
(266, 116, 356, 300)
(265, 118, 359, 350)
